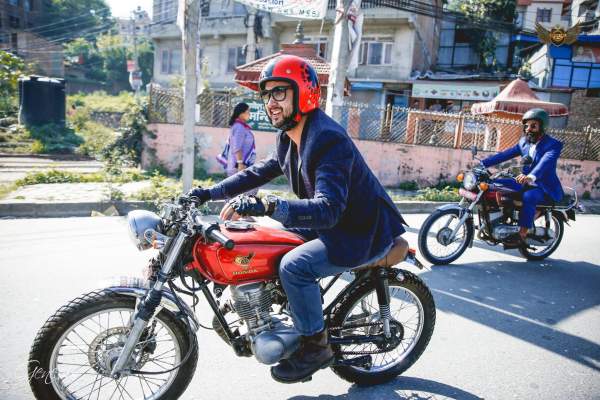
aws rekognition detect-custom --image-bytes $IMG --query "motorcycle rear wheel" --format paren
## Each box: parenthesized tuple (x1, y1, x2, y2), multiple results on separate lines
(518, 214, 564, 260)
(329, 270, 435, 386)
(28, 289, 198, 400)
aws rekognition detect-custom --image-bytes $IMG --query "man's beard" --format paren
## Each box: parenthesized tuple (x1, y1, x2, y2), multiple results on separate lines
(270, 108, 298, 131)
(526, 131, 541, 143)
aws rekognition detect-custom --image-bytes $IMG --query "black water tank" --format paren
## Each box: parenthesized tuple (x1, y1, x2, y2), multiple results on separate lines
(18, 76, 66, 127)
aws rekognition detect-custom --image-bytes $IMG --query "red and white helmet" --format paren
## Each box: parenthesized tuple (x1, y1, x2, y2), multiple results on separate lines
(259, 55, 320, 124)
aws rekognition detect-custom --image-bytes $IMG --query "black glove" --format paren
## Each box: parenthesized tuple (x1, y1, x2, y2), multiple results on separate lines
(187, 187, 211, 203)
(230, 195, 276, 216)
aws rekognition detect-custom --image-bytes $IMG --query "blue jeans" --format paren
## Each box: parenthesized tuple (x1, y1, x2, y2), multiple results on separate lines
(493, 178, 548, 228)
(279, 236, 391, 336)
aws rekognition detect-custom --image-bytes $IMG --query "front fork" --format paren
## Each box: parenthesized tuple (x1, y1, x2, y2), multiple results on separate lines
(374, 268, 393, 338)
(446, 192, 482, 243)
(110, 232, 189, 378)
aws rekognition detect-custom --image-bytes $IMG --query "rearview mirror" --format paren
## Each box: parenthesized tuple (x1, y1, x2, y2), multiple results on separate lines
(471, 145, 478, 157)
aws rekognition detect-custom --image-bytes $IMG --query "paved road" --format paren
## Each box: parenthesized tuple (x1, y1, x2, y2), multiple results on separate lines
(0, 215, 599, 400)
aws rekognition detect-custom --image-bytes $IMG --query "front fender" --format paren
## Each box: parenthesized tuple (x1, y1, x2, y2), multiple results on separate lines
(100, 276, 200, 332)
(436, 203, 464, 212)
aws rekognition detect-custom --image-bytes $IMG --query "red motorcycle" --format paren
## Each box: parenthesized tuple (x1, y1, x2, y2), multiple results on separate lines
(29, 195, 435, 399)
(418, 146, 580, 264)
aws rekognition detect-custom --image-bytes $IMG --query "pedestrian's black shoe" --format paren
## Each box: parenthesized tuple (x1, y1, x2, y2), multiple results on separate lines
(503, 232, 526, 250)
(270, 329, 334, 384)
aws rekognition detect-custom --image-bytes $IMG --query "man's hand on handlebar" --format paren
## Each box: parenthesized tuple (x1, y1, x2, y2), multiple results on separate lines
(187, 187, 211, 204)
(516, 174, 532, 185)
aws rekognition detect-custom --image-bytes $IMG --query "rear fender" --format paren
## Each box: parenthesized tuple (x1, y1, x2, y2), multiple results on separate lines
(101, 276, 200, 332)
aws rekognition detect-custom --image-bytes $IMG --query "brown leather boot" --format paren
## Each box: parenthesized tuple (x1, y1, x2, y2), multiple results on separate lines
(270, 329, 334, 383)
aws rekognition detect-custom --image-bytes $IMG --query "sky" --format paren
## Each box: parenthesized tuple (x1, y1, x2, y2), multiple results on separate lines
(105, 0, 153, 18)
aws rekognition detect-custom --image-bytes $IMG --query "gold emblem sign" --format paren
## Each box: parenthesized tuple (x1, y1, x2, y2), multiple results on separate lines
(535, 22, 581, 46)
(234, 252, 255, 269)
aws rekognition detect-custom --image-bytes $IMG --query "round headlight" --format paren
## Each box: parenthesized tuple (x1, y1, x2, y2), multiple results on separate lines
(127, 210, 162, 250)
(463, 172, 477, 191)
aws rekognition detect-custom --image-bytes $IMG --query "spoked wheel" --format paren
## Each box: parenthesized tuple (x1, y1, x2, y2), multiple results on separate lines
(418, 208, 474, 265)
(28, 290, 198, 400)
(519, 213, 564, 260)
(330, 270, 435, 385)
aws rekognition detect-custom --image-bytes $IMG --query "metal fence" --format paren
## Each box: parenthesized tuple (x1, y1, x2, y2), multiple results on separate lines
(147, 87, 600, 161)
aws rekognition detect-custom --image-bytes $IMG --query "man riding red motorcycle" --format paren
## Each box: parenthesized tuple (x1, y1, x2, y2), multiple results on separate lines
(480, 108, 564, 248)
(189, 55, 408, 383)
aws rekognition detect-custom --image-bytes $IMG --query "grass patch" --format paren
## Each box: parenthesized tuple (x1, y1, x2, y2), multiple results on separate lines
(16, 169, 146, 186)
(0, 183, 18, 199)
(68, 91, 136, 113)
(415, 186, 461, 202)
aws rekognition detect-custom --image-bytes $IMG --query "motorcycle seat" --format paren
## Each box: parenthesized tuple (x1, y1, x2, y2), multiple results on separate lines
(356, 235, 409, 270)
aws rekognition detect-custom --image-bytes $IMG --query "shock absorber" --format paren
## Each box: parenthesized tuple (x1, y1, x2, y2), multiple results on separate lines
(374, 267, 392, 338)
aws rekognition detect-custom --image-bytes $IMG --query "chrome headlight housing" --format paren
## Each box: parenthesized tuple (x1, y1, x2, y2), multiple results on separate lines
(127, 210, 162, 250)
(463, 172, 477, 191)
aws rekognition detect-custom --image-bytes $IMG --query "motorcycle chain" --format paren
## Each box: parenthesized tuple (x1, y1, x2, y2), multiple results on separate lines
(329, 321, 401, 355)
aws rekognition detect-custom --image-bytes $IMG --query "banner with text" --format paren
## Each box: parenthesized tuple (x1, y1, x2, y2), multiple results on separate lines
(234, 0, 328, 19)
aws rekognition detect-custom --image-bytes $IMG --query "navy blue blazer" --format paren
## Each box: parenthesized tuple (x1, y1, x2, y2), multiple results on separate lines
(210, 108, 406, 267)
(482, 134, 564, 201)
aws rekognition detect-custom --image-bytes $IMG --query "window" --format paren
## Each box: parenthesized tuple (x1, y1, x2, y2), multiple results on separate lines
(200, 0, 210, 17)
(159, 0, 177, 22)
(233, 2, 246, 15)
(161, 49, 181, 74)
(227, 47, 245, 72)
(8, 0, 18, 6)
(359, 38, 393, 65)
(306, 36, 328, 59)
(9, 16, 20, 28)
(536, 8, 552, 23)
(552, 58, 600, 88)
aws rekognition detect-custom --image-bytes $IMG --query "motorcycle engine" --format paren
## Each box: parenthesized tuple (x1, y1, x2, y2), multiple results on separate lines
(229, 283, 301, 365)
(230, 282, 273, 334)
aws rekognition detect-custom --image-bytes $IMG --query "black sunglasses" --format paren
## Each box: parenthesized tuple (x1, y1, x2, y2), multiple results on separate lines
(260, 85, 290, 103)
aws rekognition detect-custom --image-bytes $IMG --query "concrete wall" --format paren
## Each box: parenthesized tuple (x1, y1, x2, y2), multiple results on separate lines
(145, 123, 600, 198)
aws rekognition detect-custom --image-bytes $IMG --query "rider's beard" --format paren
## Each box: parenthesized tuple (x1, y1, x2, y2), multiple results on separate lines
(526, 130, 542, 143)
(269, 105, 299, 131)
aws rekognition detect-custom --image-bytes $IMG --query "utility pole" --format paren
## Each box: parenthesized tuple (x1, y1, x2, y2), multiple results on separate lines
(181, 0, 200, 192)
(325, 0, 352, 121)
(131, 11, 140, 96)
(245, 7, 257, 63)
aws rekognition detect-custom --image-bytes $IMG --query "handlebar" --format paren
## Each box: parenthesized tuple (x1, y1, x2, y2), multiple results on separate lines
(206, 226, 235, 250)
(192, 214, 235, 250)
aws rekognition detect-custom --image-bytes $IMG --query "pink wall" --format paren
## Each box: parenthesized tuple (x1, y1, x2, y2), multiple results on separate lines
(145, 123, 600, 198)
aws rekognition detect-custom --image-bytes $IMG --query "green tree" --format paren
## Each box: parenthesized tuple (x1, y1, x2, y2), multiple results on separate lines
(38, 0, 112, 40)
(136, 39, 154, 86)
(447, 0, 516, 69)
(0, 51, 29, 117)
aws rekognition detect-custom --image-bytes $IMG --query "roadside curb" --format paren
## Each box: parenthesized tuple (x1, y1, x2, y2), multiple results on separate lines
(1, 199, 598, 218)
(0, 200, 453, 218)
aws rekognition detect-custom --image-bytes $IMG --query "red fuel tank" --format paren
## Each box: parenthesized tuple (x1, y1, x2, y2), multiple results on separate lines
(191, 223, 305, 285)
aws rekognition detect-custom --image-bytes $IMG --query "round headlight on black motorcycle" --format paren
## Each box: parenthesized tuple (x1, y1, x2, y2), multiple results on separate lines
(127, 210, 162, 250)
(463, 172, 477, 191)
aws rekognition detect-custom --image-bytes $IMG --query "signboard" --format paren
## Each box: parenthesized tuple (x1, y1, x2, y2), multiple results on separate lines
(572, 45, 600, 63)
(412, 82, 500, 101)
(240, 97, 278, 132)
(127, 60, 137, 72)
(234, 0, 328, 19)
(129, 70, 143, 91)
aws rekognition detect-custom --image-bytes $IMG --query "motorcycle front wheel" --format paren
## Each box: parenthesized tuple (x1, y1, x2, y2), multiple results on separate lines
(28, 289, 198, 400)
(329, 269, 435, 386)
(418, 208, 474, 265)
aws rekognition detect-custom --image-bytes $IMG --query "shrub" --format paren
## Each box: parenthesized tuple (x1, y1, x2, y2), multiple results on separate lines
(416, 186, 461, 202)
(397, 181, 419, 191)
(133, 173, 182, 205)
(76, 121, 117, 157)
(582, 191, 591, 200)
(26, 124, 84, 154)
